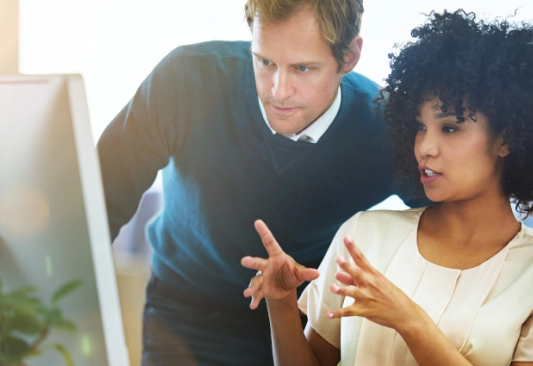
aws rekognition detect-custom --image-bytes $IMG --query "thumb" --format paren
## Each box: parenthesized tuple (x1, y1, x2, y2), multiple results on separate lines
(297, 267, 320, 282)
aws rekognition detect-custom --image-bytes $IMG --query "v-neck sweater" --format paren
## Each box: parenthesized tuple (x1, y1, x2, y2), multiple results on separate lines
(97, 41, 426, 309)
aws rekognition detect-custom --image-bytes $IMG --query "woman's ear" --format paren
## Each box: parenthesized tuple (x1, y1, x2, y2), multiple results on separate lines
(496, 129, 511, 157)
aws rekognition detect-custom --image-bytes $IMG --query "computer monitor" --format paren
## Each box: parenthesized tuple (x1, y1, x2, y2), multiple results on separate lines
(0, 74, 129, 366)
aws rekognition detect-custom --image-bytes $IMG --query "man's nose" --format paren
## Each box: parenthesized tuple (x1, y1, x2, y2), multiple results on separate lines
(271, 69, 295, 102)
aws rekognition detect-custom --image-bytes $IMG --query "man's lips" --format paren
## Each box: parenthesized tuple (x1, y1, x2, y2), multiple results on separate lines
(270, 104, 299, 114)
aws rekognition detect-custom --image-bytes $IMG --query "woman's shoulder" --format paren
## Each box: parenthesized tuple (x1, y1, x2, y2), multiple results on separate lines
(359, 206, 427, 220)
(337, 206, 426, 239)
(355, 206, 427, 235)
(334, 207, 429, 272)
(507, 222, 533, 258)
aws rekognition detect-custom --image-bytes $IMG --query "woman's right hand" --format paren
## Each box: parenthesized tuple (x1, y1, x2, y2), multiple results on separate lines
(241, 220, 320, 309)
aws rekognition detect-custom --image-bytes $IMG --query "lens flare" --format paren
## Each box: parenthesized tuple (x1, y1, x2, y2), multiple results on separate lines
(0, 182, 50, 239)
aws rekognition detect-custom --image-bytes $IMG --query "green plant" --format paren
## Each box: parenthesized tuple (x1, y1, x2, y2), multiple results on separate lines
(0, 277, 82, 366)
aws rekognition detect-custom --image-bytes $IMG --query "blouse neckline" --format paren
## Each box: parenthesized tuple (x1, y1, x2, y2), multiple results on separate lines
(412, 206, 526, 272)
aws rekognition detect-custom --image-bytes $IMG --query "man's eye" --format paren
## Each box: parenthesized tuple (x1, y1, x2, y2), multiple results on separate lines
(260, 59, 271, 66)
(297, 65, 309, 72)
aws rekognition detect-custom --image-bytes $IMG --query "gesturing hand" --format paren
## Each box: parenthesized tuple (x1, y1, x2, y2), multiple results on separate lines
(241, 220, 320, 310)
(325, 236, 422, 333)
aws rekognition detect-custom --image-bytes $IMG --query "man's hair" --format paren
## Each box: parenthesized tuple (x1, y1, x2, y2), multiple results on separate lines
(379, 10, 533, 216)
(244, 0, 364, 71)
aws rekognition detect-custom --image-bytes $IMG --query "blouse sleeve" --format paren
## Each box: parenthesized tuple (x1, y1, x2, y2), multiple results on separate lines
(513, 311, 533, 361)
(297, 212, 361, 349)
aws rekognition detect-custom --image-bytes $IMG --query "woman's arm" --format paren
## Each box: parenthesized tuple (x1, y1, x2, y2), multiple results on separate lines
(241, 220, 339, 366)
(266, 291, 340, 366)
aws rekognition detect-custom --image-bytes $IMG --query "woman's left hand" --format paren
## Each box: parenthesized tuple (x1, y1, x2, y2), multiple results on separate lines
(326, 236, 423, 333)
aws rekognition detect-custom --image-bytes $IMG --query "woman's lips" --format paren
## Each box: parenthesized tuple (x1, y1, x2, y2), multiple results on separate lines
(420, 168, 442, 184)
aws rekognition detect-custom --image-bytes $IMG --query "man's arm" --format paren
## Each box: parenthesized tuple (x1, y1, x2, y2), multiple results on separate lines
(97, 48, 186, 240)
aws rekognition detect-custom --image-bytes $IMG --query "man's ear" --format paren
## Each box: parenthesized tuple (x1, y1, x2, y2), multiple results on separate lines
(341, 36, 363, 74)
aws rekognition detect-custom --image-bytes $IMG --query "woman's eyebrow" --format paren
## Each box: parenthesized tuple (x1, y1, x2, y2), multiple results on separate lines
(435, 111, 458, 119)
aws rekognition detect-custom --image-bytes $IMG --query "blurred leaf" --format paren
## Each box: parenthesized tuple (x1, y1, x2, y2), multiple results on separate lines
(0, 335, 30, 362)
(51, 343, 75, 366)
(40, 307, 62, 324)
(6, 286, 36, 299)
(50, 318, 76, 332)
(0, 277, 80, 365)
(1, 296, 40, 318)
(10, 314, 42, 335)
(51, 280, 82, 305)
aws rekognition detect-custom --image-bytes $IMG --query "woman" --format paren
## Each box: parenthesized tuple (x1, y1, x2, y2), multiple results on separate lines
(241, 10, 533, 366)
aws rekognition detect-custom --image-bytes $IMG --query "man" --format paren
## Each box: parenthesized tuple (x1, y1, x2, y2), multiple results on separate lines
(97, 0, 426, 365)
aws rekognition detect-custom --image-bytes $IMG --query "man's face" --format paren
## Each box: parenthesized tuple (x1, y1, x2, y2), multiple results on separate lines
(251, 8, 352, 135)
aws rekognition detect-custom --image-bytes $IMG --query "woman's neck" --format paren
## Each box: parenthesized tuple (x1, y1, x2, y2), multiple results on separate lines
(418, 193, 520, 269)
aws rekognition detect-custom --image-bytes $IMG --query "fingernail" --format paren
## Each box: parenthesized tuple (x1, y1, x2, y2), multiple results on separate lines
(336, 256, 346, 265)
(331, 284, 340, 293)
(326, 312, 334, 319)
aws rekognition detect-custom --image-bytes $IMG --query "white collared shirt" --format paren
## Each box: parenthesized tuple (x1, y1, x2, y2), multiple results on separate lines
(258, 86, 342, 143)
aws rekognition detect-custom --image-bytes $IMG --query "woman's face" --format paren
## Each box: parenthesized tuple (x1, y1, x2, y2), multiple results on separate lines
(414, 99, 509, 203)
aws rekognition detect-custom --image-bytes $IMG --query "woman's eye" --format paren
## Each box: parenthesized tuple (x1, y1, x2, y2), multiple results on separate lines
(442, 126, 458, 133)
(416, 123, 426, 132)
(260, 59, 271, 66)
(297, 65, 309, 72)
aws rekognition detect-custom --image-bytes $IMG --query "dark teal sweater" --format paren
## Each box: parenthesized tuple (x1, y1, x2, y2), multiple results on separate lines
(98, 41, 424, 309)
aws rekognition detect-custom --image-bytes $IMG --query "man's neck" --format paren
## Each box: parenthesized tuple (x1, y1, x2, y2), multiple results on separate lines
(258, 86, 342, 143)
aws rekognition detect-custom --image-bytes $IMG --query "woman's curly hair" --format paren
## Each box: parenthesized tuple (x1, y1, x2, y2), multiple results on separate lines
(380, 9, 533, 216)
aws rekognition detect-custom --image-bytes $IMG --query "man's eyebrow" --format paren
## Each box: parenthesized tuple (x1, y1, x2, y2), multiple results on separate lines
(251, 52, 322, 67)
(251, 51, 268, 60)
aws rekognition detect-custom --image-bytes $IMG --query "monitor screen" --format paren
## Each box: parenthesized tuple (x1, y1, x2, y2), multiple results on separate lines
(0, 74, 129, 366)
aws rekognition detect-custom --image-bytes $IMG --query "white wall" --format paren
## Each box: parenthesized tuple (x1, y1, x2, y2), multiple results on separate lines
(18, 0, 533, 141)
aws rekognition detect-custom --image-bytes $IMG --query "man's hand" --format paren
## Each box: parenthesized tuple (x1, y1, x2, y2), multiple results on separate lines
(241, 220, 320, 309)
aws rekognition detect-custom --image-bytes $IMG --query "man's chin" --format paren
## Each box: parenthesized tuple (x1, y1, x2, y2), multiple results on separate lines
(268, 120, 311, 135)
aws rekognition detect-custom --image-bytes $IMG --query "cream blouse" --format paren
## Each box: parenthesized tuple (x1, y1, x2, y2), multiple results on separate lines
(298, 208, 533, 366)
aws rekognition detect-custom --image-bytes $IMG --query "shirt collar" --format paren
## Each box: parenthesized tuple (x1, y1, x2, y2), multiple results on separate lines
(258, 86, 342, 143)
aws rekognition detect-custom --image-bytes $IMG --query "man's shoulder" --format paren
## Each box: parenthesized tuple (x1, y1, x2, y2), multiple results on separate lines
(340, 71, 384, 115)
(150, 40, 253, 85)
(342, 71, 382, 95)
(168, 40, 252, 61)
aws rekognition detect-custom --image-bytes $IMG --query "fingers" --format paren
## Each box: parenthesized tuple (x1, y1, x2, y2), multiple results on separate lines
(254, 220, 284, 257)
(327, 283, 362, 319)
(326, 306, 360, 319)
(240, 255, 268, 271)
(335, 271, 356, 286)
(336, 255, 366, 286)
(343, 236, 372, 272)
(243, 272, 264, 310)
(241, 256, 268, 309)
(330, 282, 359, 299)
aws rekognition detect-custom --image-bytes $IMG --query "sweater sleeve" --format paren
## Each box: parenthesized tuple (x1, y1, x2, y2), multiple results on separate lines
(97, 47, 189, 240)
